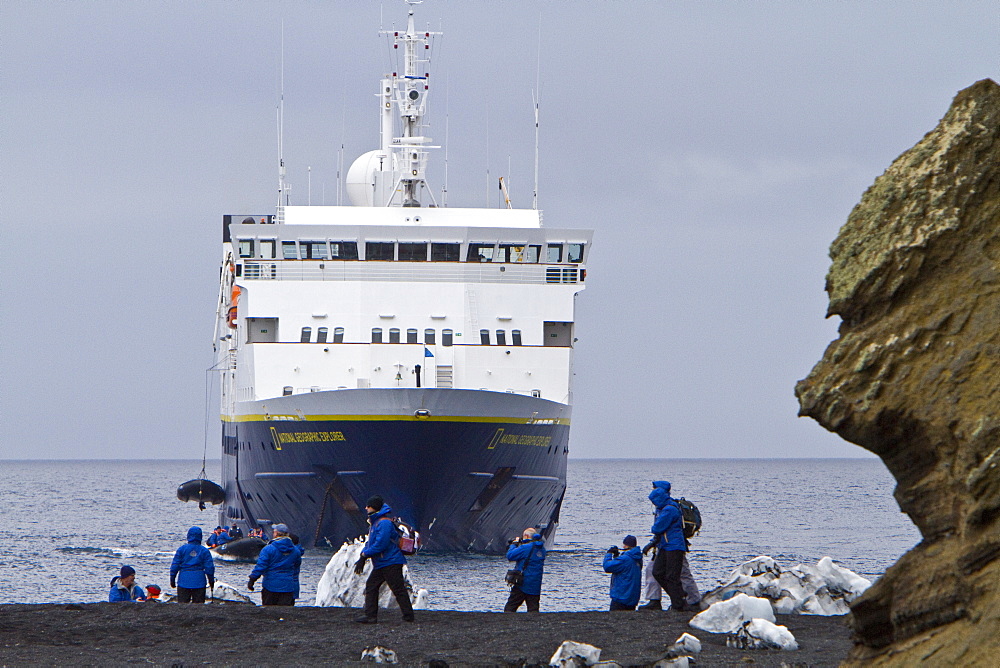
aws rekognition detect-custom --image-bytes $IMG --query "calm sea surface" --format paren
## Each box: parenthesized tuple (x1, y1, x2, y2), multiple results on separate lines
(0, 459, 919, 610)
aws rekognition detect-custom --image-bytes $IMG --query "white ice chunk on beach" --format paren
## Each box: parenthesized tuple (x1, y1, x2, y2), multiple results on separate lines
(701, 555, 872, 616)
(689, 593, 775, 633)
(670, 633, 701, 655)
(549, 640, 601, 667)
(315, 537, 428, 609)
(209, 581, 255, 604)
(361, 646, 398, 663)
(726, 619, 799, 651)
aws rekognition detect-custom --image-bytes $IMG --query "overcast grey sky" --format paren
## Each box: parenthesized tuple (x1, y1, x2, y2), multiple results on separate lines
(2, 1, 997, 459)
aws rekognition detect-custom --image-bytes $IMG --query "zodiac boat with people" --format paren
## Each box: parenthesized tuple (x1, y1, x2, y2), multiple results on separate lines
(213, 2, 592, 551)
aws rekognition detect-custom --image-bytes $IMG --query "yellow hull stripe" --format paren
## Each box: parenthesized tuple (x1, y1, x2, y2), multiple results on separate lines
(222, 413, 569, 425)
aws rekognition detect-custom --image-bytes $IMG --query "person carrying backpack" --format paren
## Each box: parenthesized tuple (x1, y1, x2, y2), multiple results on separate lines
(642, 480, 693, 612)
(353, 496, 415, 624)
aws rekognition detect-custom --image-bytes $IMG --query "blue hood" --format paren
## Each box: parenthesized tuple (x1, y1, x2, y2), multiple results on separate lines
(649, 481, 672, 509)
(369, 503, 393, 522)
(187, 526, 203, 543)
(270, 536, 296, 554)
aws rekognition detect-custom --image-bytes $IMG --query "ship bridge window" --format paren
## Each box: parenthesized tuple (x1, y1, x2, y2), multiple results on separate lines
(301, 241, 329, 260)
(398, 242, 427, 261)
(260, 239, 276, 259)
(372, 327, 383, 343)
(333, 327, 345, 343)
(238, 239, 254, 258)
(424, 329, 436, 345)
(480, 329, 490, 345)
(512, 329, 522, 346)
(546, 244, 563, 263)
(496, 329, 507, 346)
(407, 328, 418, 344)
(431, 243, 460, 261)
(567, 243, 585, 263)
(442, 329, 453, 346)
(366, 242, 394, 261)
(331, 241, 359, 260)
(300, 327, 312, 343)
(498, 245, 529, 263)
(282, 241, 299, 259)
(467, 243, 496, 263)
(317, 327, 328, 343)
(389, 328, 400, 343)
(246, 317, 278, 343)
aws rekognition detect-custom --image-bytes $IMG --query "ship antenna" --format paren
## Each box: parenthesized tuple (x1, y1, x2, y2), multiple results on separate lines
(276, 21, 289, 217)
(533, 15, 541, 211)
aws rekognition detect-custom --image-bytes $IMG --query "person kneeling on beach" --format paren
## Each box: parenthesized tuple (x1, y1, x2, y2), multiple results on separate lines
(170, 526, 215, 603)
(353, 496, 415, 624)
(109, 565, 146, 602)
(504, 528, 546, 613)
(248, 523, 303, 606)
(603, 535, 642, 611)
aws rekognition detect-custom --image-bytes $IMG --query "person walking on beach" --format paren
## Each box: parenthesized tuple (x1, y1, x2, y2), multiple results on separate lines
(642, 480, 692, 611)
(504, 528, 546, 613)
(353, 496, 415, 624)
(247, 523, 304, 606)
(603, 534, 643, 611)
(170, 526, 216, 603)
(109, 565, 146, 602)
(639, 550, 702, 610)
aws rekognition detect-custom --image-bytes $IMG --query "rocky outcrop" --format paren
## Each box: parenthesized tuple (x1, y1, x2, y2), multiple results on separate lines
(796, 79, 1000, 665)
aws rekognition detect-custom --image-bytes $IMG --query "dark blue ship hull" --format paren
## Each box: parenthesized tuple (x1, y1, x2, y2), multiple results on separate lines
(219, 388, 570, 552)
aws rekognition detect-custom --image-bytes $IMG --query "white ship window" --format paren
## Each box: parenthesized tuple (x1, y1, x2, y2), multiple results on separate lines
(546, 244, 562, 263)
(389, 328, 401, 343)
(300, 327, 312, 343)
(480, 329, 490, 345)
(283, 386, 293, 396)
(366, 242, 394, 261)
(333, 327, 345, 343)
(398, 242, 428, 261)
(302, 241, 329, 260)
(442, 329, 453, 346)
(567, 243, 585, 263)
(498, 245, 528, 263)
(407, 328, 418, 344)
(282, 241, 299, 259)
(431, 243, 460, 261)
(531, 389, 541, 398)
(246, 317, 278, 343)
(331, 241, 359, 260)
(512, 329, 522, 346)
(372, 327, 383, 343)
(525, 245, 541, 263)
(260, 239, 276, 259)
(543, 321, 573, 347)
(238, 239, 254, 258)
(424, 329, 436, 345)
(496, 329, 507, 346)
(317, 327, 328, 343)
(467, 243, 495, 263)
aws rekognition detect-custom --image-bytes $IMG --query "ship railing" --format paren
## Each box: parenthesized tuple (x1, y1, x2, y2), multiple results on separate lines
(239, 261, 580, 284)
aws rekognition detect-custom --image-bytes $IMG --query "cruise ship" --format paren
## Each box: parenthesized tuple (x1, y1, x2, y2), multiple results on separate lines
(214, 3, 592, 551)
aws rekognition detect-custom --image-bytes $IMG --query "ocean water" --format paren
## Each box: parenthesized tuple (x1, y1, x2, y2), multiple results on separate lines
(0, 459, 919, 611)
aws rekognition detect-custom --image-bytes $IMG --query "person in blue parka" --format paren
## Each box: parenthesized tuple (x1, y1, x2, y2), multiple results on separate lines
(247, 523, 303, 606)
(108, 565, 146, 602)
(642, 480, 691, 611)
(170, 526, 215, 603)
(603, 534, 643, 610)
(504, 527, 546, 612)
(353, 496, 415, 623)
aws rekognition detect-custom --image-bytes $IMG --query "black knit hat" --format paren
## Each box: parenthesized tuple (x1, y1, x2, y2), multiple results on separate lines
(365, 495, 384, 511)
(120, 565, 136, 578)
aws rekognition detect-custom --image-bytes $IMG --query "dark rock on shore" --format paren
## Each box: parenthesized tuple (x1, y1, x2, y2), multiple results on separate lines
(797, 78, 1000, 665)
(0, 603, 851, 666)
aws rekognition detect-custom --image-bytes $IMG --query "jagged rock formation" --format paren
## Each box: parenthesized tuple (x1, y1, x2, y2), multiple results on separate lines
(796, 79, 1000, 665)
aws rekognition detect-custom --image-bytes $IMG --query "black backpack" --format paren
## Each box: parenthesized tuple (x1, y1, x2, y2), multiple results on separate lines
(676, 497, 702, 538)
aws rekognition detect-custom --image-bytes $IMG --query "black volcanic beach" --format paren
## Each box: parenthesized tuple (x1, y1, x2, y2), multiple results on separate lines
(0, 603, 852, 666)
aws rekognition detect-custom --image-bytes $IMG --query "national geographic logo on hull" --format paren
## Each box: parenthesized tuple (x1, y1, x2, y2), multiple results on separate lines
(269, 427, 346, 450)
(486, 428, 553, 450)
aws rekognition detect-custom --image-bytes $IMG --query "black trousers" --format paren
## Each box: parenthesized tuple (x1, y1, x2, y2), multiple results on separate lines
(652, 549, 687, 610)
(176, 586, 206, 604)
(363, 564, 414, 620)
(261, 589, 296, 606)
(609, 600, 635, 611)
(504, 586, 540, 612)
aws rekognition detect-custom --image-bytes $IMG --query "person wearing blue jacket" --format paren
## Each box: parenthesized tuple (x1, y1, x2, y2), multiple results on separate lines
(248, 523, 304, 606)
(504, 528, 546, 612)
(603, 535, 643, 611)
(353, 496, 415, 623)
(170, 526, 216, 603)
(108, 565, 146, 602)
(642, 480, 691, 611)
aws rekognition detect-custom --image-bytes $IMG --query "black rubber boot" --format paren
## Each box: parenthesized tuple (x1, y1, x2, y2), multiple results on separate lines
(638, 599, 662, 610)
